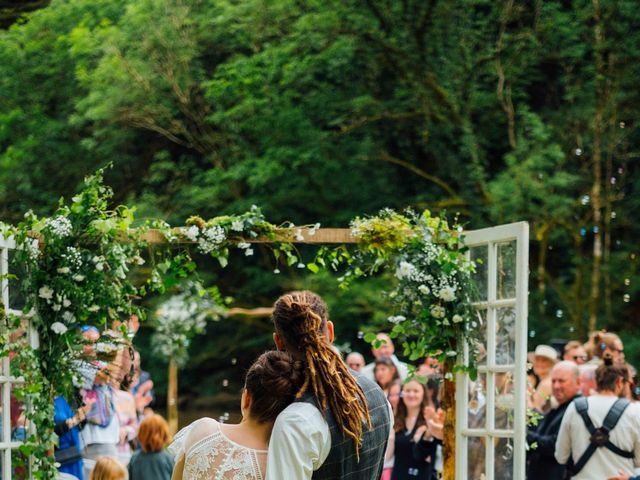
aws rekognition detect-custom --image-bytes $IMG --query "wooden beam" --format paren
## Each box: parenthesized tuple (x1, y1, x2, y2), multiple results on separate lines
(225, 307, 273, 317)
(139, 227, 357, 245)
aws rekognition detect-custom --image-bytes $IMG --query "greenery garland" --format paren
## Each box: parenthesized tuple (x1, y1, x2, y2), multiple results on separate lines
(0, 171, 477, 478)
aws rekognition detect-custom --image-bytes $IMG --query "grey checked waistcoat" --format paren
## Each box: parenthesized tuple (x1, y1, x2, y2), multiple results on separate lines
(297, 371, 391, 480)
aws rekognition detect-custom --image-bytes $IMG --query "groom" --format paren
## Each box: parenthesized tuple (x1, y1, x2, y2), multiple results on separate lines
(266, 291, 391, 479)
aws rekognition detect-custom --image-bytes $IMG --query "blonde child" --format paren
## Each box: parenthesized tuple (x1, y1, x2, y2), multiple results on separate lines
(90, 457, 127, 480)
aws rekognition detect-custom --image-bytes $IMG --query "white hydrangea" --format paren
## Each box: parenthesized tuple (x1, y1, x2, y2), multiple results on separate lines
(197, 226, 225, 254)
(231, 220, 244, 232)
(430, 305, 446, 319)
(388, 315, 407, 324)
(438, 286, 456, 302)
(183, 225, 200, 242)
(39, 285, 54, 301)
(395, 261, 417, 280)
(45, 216, 73, 237)
(62, 311, 76, 324)
(51, 322, 68, 335)
(418, 284, 430, 295)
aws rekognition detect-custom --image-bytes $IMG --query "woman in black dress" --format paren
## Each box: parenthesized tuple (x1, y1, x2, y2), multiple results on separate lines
(390, 379, 437, 480)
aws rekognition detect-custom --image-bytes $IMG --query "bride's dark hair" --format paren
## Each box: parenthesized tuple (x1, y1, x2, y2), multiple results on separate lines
(272, 290, 372, 458)
(244, 350, 304, 424)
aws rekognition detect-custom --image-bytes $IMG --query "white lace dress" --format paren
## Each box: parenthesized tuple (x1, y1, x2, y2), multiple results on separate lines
(168, 418, 267, 480)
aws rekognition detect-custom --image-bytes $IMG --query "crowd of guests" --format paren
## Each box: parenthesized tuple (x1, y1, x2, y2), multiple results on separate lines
(348, 333, 445, 480)
(52, 324, 174, 480)
(527, 331, 640, 480)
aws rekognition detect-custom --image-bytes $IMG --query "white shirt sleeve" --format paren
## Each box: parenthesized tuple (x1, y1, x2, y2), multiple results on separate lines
(554, 403, 574, 465)
(266, 402, 331, 480)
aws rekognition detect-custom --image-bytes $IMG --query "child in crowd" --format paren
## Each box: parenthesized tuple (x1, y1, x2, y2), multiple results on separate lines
(127, 414, 174, 480)
(90, 457, 127, 480)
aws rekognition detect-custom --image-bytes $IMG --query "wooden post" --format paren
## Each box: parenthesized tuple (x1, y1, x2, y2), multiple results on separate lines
(442, 362, 456, 480)
(168, 359, 178, 436)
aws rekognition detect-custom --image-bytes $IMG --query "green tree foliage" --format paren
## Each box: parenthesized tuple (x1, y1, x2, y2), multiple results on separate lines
(1, 0, 640, 412)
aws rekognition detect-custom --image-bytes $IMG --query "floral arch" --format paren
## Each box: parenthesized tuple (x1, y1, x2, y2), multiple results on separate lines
(0, 169, 528, 480)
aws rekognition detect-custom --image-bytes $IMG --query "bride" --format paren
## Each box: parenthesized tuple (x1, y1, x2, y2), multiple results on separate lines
(169, 350, 304, 480)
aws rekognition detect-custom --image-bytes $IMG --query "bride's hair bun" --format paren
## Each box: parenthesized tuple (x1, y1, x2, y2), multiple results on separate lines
(244, 351, 304, 424)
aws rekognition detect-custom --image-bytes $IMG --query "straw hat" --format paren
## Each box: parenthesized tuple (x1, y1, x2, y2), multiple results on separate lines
(534, 344, 559, 363)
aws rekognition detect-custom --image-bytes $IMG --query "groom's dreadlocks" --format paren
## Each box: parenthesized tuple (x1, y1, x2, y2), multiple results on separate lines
(272, 291, 372, 460)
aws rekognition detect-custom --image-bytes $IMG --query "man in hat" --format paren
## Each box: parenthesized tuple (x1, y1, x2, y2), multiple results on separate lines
(532, 344, 559, 413)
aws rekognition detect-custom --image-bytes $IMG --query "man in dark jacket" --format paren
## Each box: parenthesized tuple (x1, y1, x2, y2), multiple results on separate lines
(527, 360, 581, 479)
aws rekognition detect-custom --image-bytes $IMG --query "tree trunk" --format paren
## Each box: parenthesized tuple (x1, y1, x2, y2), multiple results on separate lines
(588, 0, 605, 332)
(168, 359, 179, 436)
(536, 223, 549, 320)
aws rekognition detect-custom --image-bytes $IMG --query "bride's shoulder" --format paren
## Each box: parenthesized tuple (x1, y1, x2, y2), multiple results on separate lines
(170, 417, 221, 457)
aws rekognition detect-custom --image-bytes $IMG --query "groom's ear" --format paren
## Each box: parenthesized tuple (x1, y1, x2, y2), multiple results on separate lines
(327, 321, 335, 344)
(273, 332, 285, 351)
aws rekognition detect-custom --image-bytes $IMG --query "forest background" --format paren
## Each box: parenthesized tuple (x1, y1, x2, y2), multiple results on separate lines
(1, 0, 639, 421)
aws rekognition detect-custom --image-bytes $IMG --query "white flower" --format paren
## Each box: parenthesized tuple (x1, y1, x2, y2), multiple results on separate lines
(273, 268, 280, 274)
(57, 267, 70, 274)
(297, 263, 306, 269)
(444, 372, 454, 381)
(73, 274, 85, 282)
(231, 220, 244, 232)
(446, 350, 457, 357)
(62, 298, 71, 308)
(438, 286, 456, 302)
(132, 255, 145, 265)
(308, 223, 320, 236)
(62, 311, 76, 323)
(95, 262, 104, 271)
(237, 242, 251, 249)
(295, 229, 304, 241)
(197, 226, 226, 254)
(418, 284, 430, 295)
(430, 305, 446, 319)
(452, 314, 463, 323)
(51, 322, 68, 335)
(26, 241, 40, 259)
(39, 286, 54, 301)
(45, 216, 73, 237)
(388, 315, 406, 324)
(183, 225, 200, 242)
(88, 305, 100, 312)
(395, 261, 417, 280)
(52, 304, 62, 312)
(244, 248, 254, 256)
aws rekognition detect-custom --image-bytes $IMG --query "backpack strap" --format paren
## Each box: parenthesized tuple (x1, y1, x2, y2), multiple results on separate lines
(570, 397, 634, 475)
(571, 397, 598, 474)
(602, 398, 633, 458)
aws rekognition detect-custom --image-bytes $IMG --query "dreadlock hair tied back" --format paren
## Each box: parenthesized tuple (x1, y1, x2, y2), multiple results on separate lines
(272, 291, 372, 459)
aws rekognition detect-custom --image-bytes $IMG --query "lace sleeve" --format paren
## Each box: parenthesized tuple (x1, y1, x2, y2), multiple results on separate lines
(167, 418, 219, 461)
(168, 423, 194, 461)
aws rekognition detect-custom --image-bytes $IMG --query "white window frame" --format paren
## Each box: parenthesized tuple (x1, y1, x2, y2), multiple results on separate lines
(456, 222, 529, 480)
(0, 234, 34, 480)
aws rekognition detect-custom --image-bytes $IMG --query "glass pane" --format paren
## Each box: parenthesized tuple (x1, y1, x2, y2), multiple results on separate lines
(467, 436, 486, 479)
(496, 307, 516, 365)
(468, 372, 486, 428)
(474, 308, 487, 366)
(470, 246, 488, 302)
(495, 371, 515, 431)
(11, 446, 29, 480)
(7, 249, 26, 312)
(495, 438, 514, 480)
(10, 389, 27, 443)
(497, 241, 517, 299)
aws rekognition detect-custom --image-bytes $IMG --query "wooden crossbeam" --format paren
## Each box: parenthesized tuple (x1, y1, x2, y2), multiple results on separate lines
(140, 227, 357, 244)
